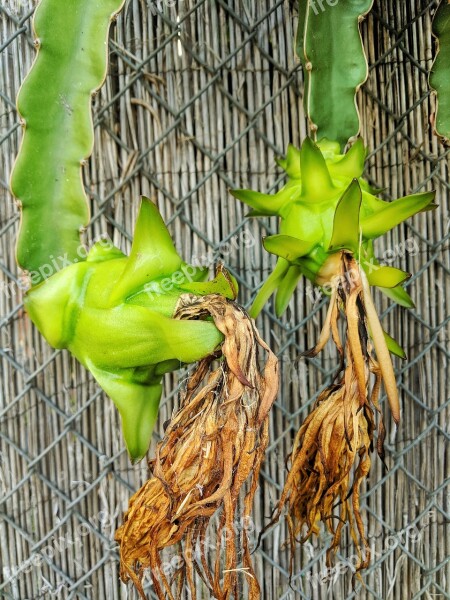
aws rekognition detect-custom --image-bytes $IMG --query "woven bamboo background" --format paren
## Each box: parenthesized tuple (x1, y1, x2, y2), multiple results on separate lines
(0, 0, 449, 598)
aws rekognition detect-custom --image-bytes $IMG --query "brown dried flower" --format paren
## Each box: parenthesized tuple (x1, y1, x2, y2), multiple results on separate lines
(115, 294, 278, 599)
(266, 252, 395, 578)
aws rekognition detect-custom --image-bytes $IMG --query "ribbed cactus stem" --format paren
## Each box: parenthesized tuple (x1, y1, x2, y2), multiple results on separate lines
(11, 0, 125, 282)
(298, 0, 374, 148)
(429, 0, 450, 145)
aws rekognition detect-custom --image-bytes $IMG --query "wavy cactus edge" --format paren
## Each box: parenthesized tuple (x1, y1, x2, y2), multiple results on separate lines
(429, 0, 450, 145)
(298, 0, 374, 149)
(10, 0, 126, 281)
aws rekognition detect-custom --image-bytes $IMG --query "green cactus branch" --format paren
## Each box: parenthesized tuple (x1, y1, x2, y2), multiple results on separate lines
(430, 0, 450, 145)
(11, 0, 125, 281)
(297, 0, 374, 148)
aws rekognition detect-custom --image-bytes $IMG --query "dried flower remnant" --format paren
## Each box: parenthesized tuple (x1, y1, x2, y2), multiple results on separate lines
(265, 252, 395, 577)
(115, 294, 279, 600)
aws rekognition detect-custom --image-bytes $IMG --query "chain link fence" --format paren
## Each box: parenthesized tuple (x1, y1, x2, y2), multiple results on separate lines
(0, 0, 449, 598)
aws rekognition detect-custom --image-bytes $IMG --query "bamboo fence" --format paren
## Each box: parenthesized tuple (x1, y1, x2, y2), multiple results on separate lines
(0, 0, 449, 598)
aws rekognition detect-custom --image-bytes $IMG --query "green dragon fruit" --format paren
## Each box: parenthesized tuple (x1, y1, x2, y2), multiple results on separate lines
(232, 138, 435, 319)
(25, 198, 237, 461)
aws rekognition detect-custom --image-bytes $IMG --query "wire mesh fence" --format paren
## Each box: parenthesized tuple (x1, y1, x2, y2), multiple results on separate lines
(0, 0, 449, 598)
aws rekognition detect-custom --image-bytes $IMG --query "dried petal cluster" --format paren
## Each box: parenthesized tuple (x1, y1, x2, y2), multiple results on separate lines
(266, 253, 392, 576)
(115, 294, 278, 600)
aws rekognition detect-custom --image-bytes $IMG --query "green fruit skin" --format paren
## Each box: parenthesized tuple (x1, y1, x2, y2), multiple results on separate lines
(232, 138, 435, 317)
(25, 199, 237, 461)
